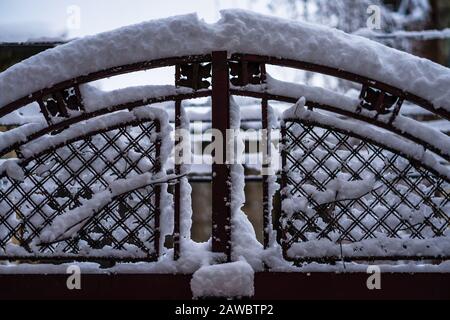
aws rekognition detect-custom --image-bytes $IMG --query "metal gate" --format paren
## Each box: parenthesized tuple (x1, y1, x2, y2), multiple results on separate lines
(0, 51, 449, 268)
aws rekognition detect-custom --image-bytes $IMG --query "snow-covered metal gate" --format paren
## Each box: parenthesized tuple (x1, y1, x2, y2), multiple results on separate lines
(0, 11, 450, 298)
(1, 51, 449, 264)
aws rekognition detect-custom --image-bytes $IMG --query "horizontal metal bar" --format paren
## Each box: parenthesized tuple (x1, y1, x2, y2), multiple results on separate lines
(1, 272, 450, 300)
(0, 255, 157, 263)
(287, 255, 450, 264)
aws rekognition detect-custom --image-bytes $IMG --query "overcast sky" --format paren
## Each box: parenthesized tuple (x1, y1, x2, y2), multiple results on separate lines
(0, 0, 289, 89)
(0, 0, 270, 41)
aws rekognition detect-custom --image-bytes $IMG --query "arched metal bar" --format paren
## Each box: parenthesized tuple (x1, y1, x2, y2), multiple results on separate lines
(2, 53, 447, 121)
(5, 115, 163, 171)
(0, 90, 211, 158)
(231, 89, 450, 163)
(3, 87, 447, 166)
(231, 53, 450, 121)
(0, 54, 212, 119)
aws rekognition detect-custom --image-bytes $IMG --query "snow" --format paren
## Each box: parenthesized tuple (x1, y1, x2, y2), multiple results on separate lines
(190, 260, 255, 298)
(288, 237, 450, 259)
(2, 259, 450, 274)
(38, 172, 177, 244)
(0, 160, 24, 181)
(80, 84, 195, 112)
(1, 10, 450, 115)
(284, 176, 376, 210)
(229, 97, 264, 270)
(237, 76, 450, 161)
(0, 102, 43, 126)
(19, 106, 170, 159)
(177, 104, 195, 253)
(0, 122, 46, 153)
(355, 28, 450, 41)
(282, 98, 450, 180)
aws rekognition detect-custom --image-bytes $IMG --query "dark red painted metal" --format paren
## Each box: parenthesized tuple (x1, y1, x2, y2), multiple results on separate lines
(174, 99, 182, 260)
(262, 97, 271, 250)
(1, 272, 450, 300)
(154, 121, 162, 258)
(211, 51, 231, 262)
(260, 63, 272, 250)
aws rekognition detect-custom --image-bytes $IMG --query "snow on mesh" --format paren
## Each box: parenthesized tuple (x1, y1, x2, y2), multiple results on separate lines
(20, 106, 171, 159)
(0, 106, 172, 256)
(281, 98, 450, 258)
(282, 98, 450, 180)
(38, 172, 171, 244)
(288, 237, 450, 259)
(1, 10, 450, 113)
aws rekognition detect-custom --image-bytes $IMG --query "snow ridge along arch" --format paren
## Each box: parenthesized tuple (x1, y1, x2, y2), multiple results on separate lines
(0, 9, 450, 119)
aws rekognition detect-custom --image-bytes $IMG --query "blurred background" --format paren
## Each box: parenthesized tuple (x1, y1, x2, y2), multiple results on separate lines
(1, 0, 449, 243)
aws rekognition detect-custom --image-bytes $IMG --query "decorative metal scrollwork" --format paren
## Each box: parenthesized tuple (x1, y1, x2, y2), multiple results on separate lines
(358, 84, 403, 117)
(176, 62, 212, 90)
(37, 86, 84, 122)
(229, 60, 264, 86)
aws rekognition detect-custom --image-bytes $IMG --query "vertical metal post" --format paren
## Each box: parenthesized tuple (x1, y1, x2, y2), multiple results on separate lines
(154, 121, 161, 258)
(173, 99, 182, 260)
(260, 64, 272, 250)
(173, 64, 183, 260)
(211, 51, 231, 262)
(262, 98, 270, 249)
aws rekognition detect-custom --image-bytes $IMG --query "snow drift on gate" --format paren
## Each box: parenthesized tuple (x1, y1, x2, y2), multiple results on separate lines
(1, 10, 450, 114)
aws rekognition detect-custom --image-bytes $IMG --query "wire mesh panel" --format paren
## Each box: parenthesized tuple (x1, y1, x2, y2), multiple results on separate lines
(0, 120, 162, 262)
(281, 119, 450, 262)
